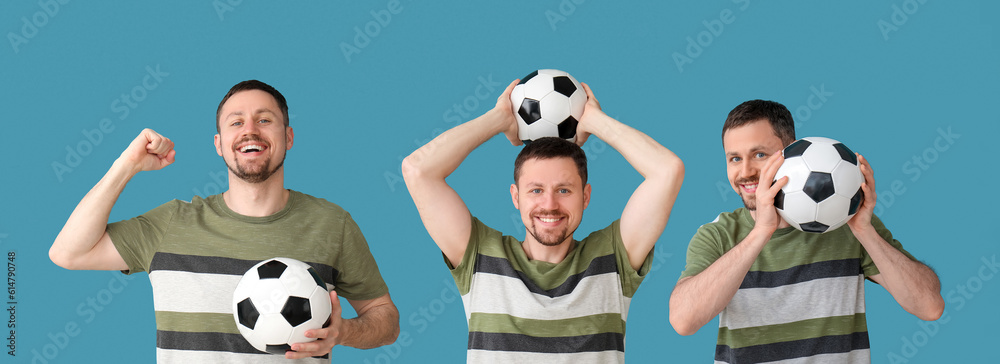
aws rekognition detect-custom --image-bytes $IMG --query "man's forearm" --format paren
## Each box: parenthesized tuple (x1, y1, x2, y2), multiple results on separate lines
(585, 113, 681, 178)
(403, 108, 509, 182)
(339, 301, 400, 349)
(669, 228, 772, 335)
(854, 226, 944, 320)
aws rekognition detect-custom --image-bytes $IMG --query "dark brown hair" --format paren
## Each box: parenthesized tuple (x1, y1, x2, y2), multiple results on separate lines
(215, 80, 289, 133)
(513, 137, 588, 185)
(722, 99, 795, 146)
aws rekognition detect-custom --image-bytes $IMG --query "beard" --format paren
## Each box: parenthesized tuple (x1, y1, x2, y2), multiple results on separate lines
(740, 192, 757, 211)
(227, 155, 285, 183)
(735, 175, 760, 211)
(227, 135, 285, 184)
(525, 210, 577, 246)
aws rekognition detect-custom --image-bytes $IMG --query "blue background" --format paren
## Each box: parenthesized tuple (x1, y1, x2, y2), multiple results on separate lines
(2, 1, 997, 362)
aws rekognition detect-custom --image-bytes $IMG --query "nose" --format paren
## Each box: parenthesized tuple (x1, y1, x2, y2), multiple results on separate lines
(540, 191, 558, 209)
(239, 120, 260, 137)
(740, 160, 755, 178)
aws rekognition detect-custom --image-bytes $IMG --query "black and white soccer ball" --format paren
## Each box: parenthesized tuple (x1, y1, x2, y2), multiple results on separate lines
(773, 137, 864, 233)
(232, 257, 332, 354)
(509, 69, 587, 143)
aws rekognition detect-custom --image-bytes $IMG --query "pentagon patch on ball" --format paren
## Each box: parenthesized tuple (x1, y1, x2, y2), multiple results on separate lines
(773, 137, 864, 233)
(232, 257, 333, 354)
(509, 69, 586, 144)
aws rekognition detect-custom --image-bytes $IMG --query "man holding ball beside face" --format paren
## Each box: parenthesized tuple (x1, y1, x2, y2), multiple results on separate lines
(402, 77, 684, 362)
(668, 99, 944, 364)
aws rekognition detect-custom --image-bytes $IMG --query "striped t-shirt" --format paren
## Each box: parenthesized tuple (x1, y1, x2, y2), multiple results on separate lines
(450, 217, 651, 363)
(680, 208, 916, 364)
(108, 191, 389, 363)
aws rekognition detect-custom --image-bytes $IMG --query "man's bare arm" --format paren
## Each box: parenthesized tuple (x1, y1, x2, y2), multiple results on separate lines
(574, 83, 684, 271)
(50, 129, 175, 270)
(669, 154, 787, 335)
(401, 80, 521, 267)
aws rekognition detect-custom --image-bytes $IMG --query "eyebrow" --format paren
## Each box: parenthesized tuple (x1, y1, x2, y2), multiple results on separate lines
(726, 145, 772, 156)
(524, 182, 575, 188)
(224, 108, 278, 120)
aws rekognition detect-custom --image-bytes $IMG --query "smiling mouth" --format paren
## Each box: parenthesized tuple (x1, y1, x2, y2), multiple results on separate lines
(235, 139, 269, 156)
(535, 216, 565, 224)
(740, 183, 758, 194)
(239, 144, 265, 153)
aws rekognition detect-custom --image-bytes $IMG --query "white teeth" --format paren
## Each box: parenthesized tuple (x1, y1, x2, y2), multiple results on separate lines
(239, 144, 264, 153)
(539, 217, 560, 223)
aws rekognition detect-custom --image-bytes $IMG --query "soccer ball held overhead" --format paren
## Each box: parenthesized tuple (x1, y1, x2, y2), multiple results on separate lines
(509, 69, 587, 144)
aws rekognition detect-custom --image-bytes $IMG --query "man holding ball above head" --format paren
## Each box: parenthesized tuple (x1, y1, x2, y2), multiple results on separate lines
(49, 80, 399, 363)
(402, 78, 684, 363)
(668, 100, 944, 363)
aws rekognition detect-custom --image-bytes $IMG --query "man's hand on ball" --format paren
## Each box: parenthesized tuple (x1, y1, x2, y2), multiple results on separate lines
(117, 128, 175, 174)
(754, 153, 788, 234)
(495, 79, 523, 146)
(287, 291, 344, 359)
(575, 82, 607, 146)
(847, 153, 877, 233)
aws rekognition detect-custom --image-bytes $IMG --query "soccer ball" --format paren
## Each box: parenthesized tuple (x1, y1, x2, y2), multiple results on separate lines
(509, 69, 587, 143)
(232, 257, 332, 354)
(773, 137, 864, 233)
